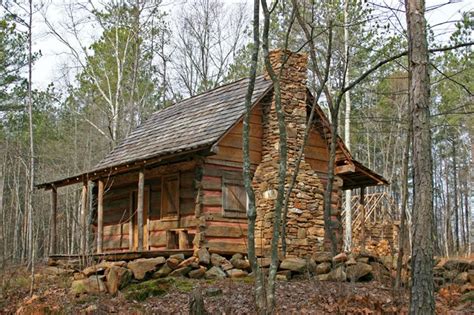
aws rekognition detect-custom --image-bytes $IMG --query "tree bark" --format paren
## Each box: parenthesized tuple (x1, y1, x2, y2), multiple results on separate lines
(242, 0, 266, 313)
(406, 0, 435, 313)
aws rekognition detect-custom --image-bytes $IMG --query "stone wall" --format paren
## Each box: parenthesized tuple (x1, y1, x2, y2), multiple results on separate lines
(253, 50, 342, 258)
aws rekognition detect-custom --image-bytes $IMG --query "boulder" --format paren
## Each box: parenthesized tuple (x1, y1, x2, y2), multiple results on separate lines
(454, 272, 468, 285)
(205, 266, 227, 279)
(106, 266, 132, 295)
(226, 269, 249, 278)
(73, 272, 86, 280)
(205, 288, 222, 297)
(196, 248, 210, 265)
(153, 264, 173, 278)
(258, 257, 272, 267)
(332, 253, 348, 264)
(169, 267, 192, 278)
(280, 257, 306, 273)
(128, 257, 166, 280)
(82, 266, 106, 277)
(71, 276, 107, 295)
(316, 262, 332, 275)
(189, 267, 207, 279)
(346, 262, 372, 282)
(177, 256, 198, 269)
(230, 254, 250, 270)
(170, 253, 185, 261)
(276, 270, 292, 281)
(327, 266, 346, 282)
(166, 257, 182, 270)
(345, 257, 357, 266)
(210, 253, 228, 267)
(314, 252, 332, 263)
(370, 262, 391, 283)
(356, 257, 369, 264)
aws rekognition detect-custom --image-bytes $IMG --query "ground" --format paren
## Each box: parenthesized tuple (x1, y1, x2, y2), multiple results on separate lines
(0, 264, 473, 314)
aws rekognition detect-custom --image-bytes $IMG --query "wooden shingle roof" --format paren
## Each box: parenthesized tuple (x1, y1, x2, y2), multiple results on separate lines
(93, 76, 272, 171)
(37, 76, 272, 188)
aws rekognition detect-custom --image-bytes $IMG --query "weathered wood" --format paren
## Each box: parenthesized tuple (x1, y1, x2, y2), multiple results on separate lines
(80, 181, 88, 254)
(335, 164, 356, 174)
(129, 191, 134, 250)
(137, 169, 145, 251)
(360, 186, 366, 251)
(97, 179, 104, 254)
(50, 187, 57, 254)
(179, 230, 189, 249)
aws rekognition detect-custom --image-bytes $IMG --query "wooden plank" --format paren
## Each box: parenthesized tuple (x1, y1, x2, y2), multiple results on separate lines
(205, 225, 247, 238)
(80, 182, 88, 254)
(304, 145, 329, 160)
(137, 169, 145, 251)
(213, 146, 261, 164)
(305, 158, 328, 172)
(218, 134, 262, 151)
(201, 176, 222, 190)
(228, 121, 263, 138)
(206, 239, 247, 253)
(97, 179, 104, 254)
(103, 223, 130, 236)
(179, 230, 189, 249)
(335, 164, 355, 174)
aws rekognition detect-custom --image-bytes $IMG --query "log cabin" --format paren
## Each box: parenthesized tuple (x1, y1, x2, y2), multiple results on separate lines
(38, 50, 387, 260)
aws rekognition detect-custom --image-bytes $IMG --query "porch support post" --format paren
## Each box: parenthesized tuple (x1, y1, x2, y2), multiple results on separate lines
(50, 185, 57, 254)
(97, 179, 104, 254)
(137, 169, 145, 251)
(360, 186, 366, 251)
(86, 180, 94, 254)
(80, 180, 88, 255)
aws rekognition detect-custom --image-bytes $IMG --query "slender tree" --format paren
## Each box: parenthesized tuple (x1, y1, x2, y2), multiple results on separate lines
(405, 0, 435, 313)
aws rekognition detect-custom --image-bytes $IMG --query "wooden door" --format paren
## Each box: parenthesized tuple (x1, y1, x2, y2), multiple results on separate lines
(131, 187, 149, 251)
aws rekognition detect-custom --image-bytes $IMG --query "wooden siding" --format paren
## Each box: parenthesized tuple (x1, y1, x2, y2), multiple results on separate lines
(208, 104, 263, 165)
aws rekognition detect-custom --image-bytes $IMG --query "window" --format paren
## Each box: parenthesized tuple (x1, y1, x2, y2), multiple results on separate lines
(222, 172, 247, 218)
(161, 174, 179, 217)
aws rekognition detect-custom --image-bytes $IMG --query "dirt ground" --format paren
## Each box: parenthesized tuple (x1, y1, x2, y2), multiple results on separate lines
(0, 264, 473, 314)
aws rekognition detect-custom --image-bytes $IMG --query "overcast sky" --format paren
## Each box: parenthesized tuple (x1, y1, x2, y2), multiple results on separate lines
(26, 0, 474, 90)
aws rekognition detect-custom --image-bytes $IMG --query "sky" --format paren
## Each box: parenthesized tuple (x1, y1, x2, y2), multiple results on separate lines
(20, 0, 474, 90)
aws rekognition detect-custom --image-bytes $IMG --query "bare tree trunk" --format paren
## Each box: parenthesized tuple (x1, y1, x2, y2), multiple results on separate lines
(405, 0, 435, 313)
(452, 140, 460, 253)
(343, 0, 352, 252)
(261, 0, 287, 311)
(27, 0, 35, 296)
(242, 0, 266, 313)
(396, 117, 411, 290)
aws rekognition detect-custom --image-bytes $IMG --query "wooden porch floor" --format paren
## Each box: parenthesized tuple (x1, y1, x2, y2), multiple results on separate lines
(49, 249, 195, 263)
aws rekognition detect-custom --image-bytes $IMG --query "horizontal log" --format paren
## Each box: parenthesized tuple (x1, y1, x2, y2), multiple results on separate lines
(218, 134, 262, 151)
(201, 176, 222, 190)
(206, 239, 248, 254)
(205, 225, 247, 238)
(213, 146, 261, 164)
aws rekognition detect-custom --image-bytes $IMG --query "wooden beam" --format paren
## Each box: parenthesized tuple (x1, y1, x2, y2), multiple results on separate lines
(97, 179, 104, 254)
(50, 186, 57, 254)
(137, 169, 145, 251)
(335, 164, 355, 174)
(360, 186, 366, 251)
(86, 181, 95, 254)
(80, 181, 88, 255)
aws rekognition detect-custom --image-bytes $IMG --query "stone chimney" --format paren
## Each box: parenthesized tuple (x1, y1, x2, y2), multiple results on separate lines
(253, 50, 335, 258)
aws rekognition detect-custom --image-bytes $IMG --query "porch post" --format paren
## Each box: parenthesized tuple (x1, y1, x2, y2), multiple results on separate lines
(80, 180, 88, 255)
(97, 179, 104, 254)
(360, 186, 366, 251)
(137, 169, 145, 251)
(50, 185, 57, 254)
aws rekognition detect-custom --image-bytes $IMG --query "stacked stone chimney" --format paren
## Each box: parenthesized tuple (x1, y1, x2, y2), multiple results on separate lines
(253, 49, 334, 258)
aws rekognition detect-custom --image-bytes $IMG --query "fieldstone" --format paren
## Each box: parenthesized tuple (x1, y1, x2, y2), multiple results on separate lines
(314, 252, 332, 263)
(316, 262, 332, 275)
(276, 270, 292, 281)
(169, 267, 192, 277)
(71, 276, 107, 295)
(73, 272, 86, 280)
(280, 257, 306, 273)
(170, 253, 185, 261)
(210, 253, 228, 267)
(327, 266, 346, 282)
(332, 253, 348, 263)
(128, 257, 166, 280)
(454, 272, 468, 285)
(356, 257, 369, 264)
(205, 266, 227, 279)
(258, 257, 271, 267)
(106, 266, 132, 295)
(345, 257, 357, 266)
(370, 262, 391, 283)
(346, 263, 372, 282)
(230, 254, 250, 270)
(227, 269, 249, 278)
(177, 256, 198, 269)
(166, 257, 182, 270)
(189, 267, 207, 279)
(153, 264, 173, 278)
(83, 261, 127, 277)
(197, 248, 210, 265)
